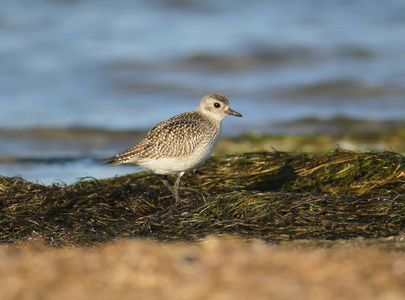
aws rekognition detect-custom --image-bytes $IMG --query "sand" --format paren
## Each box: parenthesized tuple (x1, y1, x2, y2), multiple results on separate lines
(1, 237, 404, 300)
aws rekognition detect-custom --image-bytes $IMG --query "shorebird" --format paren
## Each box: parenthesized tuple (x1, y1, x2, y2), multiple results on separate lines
(102, 93, 242, 202)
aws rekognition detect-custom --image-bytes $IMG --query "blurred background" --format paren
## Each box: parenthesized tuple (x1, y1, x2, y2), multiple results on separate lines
(1, 0, 405, 184)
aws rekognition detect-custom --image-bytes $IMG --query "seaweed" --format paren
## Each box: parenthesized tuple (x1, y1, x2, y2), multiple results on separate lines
(0, 149, 404, 247)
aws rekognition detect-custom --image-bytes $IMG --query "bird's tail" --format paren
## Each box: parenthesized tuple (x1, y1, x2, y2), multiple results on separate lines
(100, 155, 120, 165)
(101, 150, 140, 165)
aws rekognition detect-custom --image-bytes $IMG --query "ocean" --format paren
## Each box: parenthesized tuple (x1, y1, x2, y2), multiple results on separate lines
(1, 0, 405, 183)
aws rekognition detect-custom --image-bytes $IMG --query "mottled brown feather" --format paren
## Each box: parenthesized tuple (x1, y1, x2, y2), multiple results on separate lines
(103, 111, 218, 165)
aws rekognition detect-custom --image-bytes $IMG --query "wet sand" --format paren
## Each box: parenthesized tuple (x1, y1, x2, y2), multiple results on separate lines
(1, 238, 404, 300)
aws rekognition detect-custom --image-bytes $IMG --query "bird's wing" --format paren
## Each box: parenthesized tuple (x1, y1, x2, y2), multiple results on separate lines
(103, 112, 213, 164)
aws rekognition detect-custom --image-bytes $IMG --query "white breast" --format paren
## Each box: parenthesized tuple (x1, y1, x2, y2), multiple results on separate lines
(136, 133, 219, 175)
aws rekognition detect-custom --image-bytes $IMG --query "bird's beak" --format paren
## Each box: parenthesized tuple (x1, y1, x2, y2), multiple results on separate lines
(227, 108, 243, 117)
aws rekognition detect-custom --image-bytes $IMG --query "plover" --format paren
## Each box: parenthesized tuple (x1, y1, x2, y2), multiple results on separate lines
(102, 93, 242, 202)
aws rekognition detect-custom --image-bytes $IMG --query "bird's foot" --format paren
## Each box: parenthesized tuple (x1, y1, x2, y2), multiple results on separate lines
(162, 175, 181, 203)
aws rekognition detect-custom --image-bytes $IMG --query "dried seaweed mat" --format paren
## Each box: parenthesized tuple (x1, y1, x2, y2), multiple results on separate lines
(0, 149, 404, 247)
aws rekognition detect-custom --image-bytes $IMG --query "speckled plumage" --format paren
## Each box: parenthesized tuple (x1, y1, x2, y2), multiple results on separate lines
(103, 93, 242, 202)
(105, 111, 219, 171)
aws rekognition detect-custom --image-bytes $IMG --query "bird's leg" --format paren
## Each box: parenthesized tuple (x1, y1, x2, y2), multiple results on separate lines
(173, 171, 185, 203)
(162, 172, 184, 202)
(162, 175, 174, 193)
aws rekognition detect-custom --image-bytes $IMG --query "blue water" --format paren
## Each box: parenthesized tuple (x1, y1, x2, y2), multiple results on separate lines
(1, 0, 405, 183)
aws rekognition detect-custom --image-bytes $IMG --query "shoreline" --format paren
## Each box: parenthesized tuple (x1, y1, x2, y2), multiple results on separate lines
(1, 149, 404, 246)
(1, 149, 404, 299)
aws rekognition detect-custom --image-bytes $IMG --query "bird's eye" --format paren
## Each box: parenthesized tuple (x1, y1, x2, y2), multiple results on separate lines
(214, 103, 221, 108)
